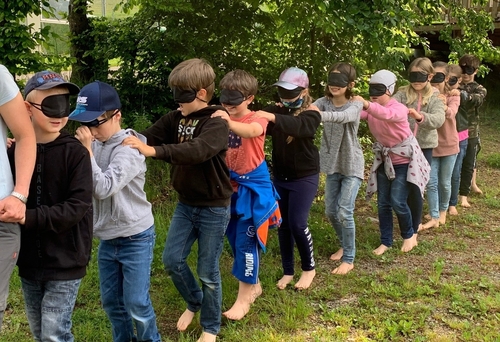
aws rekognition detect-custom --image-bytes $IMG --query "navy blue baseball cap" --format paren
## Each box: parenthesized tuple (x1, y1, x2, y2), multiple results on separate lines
(24, 70, 80, 97)
(69, 81, 121, 122)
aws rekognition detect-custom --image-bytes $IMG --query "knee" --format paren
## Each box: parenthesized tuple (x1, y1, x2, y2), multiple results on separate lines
(338, 207, 354, 223)
(162, 249, 179, 274)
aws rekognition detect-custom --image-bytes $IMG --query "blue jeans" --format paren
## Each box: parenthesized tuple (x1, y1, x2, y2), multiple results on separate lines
(377, 164, 414, 247)
(98, 225, 161, 342)
(450, 139, 468, 206)
(21, 278, 82, 342)
(324, 173, 362, 264)
(427, 154, 458, 218)
(162, 202, 230, 336)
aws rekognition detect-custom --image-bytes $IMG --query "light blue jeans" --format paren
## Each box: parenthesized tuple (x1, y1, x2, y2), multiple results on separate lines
(324, 173, 362, 264)
(162, 202, 230, 336)
(98, 225, 161, 342)
(21, 278, 82, 342)
(449, 139, 468, 207)
(0, 222, 20, 331)
(427, 154, 458, 218)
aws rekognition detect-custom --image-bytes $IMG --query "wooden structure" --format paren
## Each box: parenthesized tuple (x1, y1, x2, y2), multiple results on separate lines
(415, 0, 500, 50)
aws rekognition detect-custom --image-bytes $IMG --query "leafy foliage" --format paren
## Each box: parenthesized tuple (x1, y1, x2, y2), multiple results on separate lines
(66, 0, 500, 121)
(0, 0, 71, 77)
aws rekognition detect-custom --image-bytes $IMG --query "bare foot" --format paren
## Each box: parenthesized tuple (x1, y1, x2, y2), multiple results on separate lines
(471, 169, 483, 195)
(329, 248, 343, 261)
(401, 235, 418, 253)
(471, 185, 483, 195)
(448, 206, 458, 216)
(197, 332, 217, 342)
(419, 218, 439, 231)
(177, 309, 195, 331)
(277, 275, 294, 290)
(294, 269, 316, 290)
(331, 262, 354, 275)
(460, 196, 471, 208)
(223, 282, 262, 320)
(373, 244, 390, 255)
(439, 211, 447, 225)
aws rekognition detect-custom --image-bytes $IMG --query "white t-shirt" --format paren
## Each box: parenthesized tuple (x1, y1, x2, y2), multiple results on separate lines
(0, 65, 20, 199)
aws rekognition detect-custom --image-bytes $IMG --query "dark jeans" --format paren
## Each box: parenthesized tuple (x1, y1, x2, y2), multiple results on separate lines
(377, 164, 415, 247)
(459, 136, 481, 196)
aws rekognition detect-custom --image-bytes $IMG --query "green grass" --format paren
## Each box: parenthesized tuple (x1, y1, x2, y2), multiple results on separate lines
(2, 123, 500, 341)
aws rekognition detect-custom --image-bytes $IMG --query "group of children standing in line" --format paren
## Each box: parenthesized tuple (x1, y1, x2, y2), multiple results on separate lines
(0, 53, 486, 342)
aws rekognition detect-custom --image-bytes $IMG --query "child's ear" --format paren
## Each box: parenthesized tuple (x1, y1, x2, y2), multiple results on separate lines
(348, 81, 355, 89)
(197, 88, 207, 100)
(24, 101, 33, 117)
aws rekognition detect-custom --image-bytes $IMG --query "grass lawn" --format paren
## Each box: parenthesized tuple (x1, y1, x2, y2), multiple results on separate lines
(1, 115, 499, 341)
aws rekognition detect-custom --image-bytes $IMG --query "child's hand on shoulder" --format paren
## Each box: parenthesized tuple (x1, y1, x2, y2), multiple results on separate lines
(254, 110, 275, 123)
(75, 126, 94, 153)
(211, 110, 230, 122)
(307, 104, 320, 112)
(122, 136, 156, 157)
(352, 95, 368, 109)
(449, 89, 460, 97)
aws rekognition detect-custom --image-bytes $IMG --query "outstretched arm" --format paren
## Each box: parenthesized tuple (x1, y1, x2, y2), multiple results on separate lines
(0, 92, 36, 222)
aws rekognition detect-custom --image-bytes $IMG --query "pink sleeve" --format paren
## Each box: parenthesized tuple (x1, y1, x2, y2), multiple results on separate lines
(360, 110, 368, 120)
(366, 100, 408, 122)
(445, 95, 460, 119)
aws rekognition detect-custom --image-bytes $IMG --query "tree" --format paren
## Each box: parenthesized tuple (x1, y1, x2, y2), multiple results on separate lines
(0, 1, 52, 76)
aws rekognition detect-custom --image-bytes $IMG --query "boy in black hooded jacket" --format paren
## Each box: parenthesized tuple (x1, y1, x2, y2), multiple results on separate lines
(8, 71, 92, 342)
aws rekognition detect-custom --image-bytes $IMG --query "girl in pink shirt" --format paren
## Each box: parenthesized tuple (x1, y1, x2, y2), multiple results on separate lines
(354, 70, 430, 255)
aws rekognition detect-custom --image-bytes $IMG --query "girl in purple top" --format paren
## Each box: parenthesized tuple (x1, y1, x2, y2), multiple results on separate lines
(354, 70, 430, 255)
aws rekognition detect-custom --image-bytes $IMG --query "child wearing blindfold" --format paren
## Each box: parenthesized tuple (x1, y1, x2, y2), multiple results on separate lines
(255, 67, 320, 290)
(354, 70, 430, 255)
(123, 58, 233, 342)
(312, 62, 363, 275)
(7, 71, 93, 341)
(420, 62, 461, 230)
(456, 54, 487, 210)
(0, 65, 36, 333)
(446, 64, 468, 216)
(392, 57, 445, 234)
(211, 70, 281, 321)
(71, 81, 162, 342)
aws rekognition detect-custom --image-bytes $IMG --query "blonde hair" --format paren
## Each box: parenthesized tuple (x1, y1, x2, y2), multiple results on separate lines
(219, 69, 258, 97)
(400, 57, 434, 106)
(168, 58, 216, 101)
(286, 90, 313, 144)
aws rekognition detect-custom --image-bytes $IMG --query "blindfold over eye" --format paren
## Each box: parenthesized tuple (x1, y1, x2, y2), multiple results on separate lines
(277, 86, 303, 100)
(220, 89, 246, 106)
(172, 87, 197, 103)
(448, 76, 459, 86)
(327, 73, 349, 88)
(409, 71, 429, 83)
(368, 84, 388, 97)
(461, 65, 476, 75)
(431, 72, 446, 84)
(29, 94, 70, 118)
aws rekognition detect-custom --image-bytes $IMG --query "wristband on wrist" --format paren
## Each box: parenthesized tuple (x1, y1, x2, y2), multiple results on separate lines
(11, 191, 28, 204)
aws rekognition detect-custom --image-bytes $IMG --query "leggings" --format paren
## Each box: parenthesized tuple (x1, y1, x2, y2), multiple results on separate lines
(273, 174, 319, 276)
